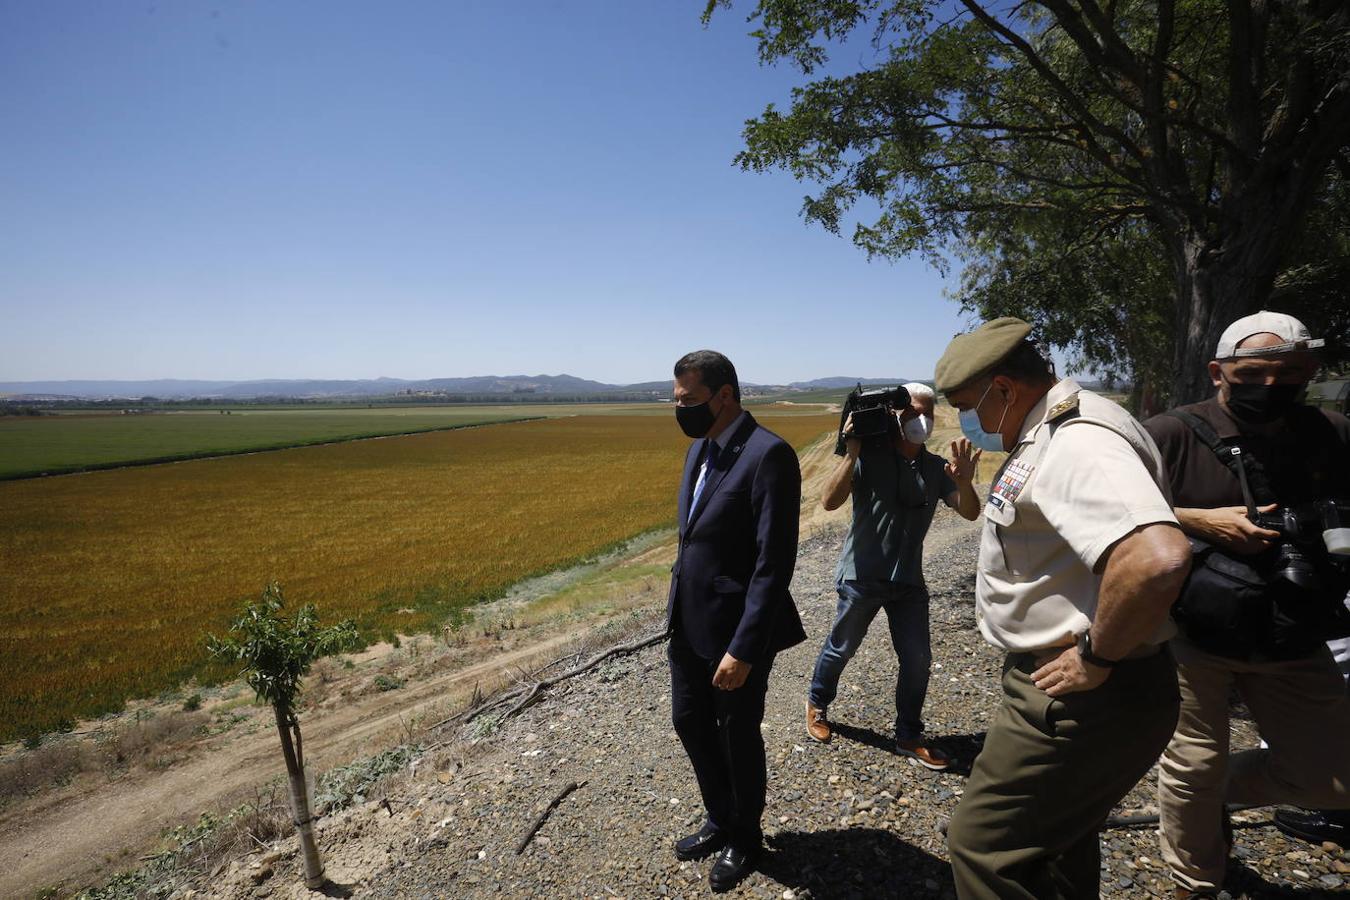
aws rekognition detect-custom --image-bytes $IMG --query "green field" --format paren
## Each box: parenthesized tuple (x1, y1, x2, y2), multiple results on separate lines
(0, 401, 834, 479)
(0, 407, 545, 479)
(759, 387, 853, 404)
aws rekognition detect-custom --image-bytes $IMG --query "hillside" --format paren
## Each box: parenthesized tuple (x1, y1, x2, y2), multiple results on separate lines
(84, 514, 1347, 900)
(1, 374, 918, 402)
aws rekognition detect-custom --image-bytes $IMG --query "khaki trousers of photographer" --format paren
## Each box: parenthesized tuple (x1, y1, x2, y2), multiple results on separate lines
(1158, 637, 1350, 892)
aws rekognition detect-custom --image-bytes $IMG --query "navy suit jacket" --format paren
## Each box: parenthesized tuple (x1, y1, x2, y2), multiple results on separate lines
(666, 412, 806, 663)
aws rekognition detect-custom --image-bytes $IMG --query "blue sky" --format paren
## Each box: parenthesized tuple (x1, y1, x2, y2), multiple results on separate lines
(1, 1, 974, 385)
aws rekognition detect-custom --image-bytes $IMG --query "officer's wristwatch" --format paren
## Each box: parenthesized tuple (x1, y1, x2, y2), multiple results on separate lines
(1076, 630, 1119, 668)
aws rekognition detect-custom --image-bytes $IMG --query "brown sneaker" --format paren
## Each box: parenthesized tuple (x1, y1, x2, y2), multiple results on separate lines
(896, 738, 950, 771)
(806, 701, 831, 743)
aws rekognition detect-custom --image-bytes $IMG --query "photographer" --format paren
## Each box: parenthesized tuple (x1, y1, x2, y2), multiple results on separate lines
(805, 383, 981, 769)
(1144, 312, 1350, 898)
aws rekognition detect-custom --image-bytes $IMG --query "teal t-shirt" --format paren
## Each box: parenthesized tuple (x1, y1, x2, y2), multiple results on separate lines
(835, 444, 956, 586)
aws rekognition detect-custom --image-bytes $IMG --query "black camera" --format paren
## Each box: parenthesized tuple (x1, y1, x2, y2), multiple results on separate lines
(834, 383, 911, 455)
(1252, 500, 1350, 592)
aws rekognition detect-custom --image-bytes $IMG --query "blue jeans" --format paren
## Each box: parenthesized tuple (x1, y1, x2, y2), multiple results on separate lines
(808, 579, 932, 741)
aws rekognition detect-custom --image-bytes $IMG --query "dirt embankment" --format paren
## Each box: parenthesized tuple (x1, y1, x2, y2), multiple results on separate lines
(197, 512, 1346, 900)
(0, 628, 591, 900)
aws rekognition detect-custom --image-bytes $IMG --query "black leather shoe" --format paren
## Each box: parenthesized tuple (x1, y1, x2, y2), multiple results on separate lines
(709, 845, 760, 893)
(674, 822, 726, 861)
(1273, 807, 1349, 846)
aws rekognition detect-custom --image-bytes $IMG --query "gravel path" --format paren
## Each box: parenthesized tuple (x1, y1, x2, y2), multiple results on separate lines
(217, 507, 1349, 900)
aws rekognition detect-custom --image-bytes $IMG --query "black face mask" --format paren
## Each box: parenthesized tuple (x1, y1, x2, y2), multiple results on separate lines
(675, 396, 719, 438)
(1223, 378, 1303, 424)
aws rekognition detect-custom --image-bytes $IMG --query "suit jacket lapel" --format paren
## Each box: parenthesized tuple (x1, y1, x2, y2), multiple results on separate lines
(678, 440, 705, 536)
(686, 413, 757, 530)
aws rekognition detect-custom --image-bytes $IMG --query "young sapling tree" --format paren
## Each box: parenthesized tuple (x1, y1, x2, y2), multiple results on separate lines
(207, 582, 358, 889)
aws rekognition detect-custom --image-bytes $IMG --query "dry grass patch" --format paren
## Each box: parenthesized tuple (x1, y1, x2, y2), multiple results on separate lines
(0, 708, 210, 807)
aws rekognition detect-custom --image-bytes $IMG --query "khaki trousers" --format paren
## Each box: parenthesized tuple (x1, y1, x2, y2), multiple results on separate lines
(948, 650, 1179, 900)
(1158, 637, 1350, 891)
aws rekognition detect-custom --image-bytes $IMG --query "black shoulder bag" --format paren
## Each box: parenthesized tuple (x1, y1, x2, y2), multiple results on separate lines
(1166, 410, 1350, 660)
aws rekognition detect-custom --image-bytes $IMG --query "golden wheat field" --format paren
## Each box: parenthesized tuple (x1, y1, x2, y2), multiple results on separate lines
(0, 412, 834, 741)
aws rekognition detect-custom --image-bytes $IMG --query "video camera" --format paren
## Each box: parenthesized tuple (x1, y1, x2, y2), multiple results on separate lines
(834, 383, 911, 456)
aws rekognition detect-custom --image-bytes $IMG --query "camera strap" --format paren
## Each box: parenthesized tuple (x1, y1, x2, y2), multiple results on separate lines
(1164, 409, 1272, 514)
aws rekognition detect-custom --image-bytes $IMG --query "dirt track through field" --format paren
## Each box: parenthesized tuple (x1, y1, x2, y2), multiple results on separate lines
(0, 632, 578, 899)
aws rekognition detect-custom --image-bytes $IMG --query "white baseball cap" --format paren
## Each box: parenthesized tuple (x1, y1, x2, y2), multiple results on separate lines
(1214, 311, 1325, 360)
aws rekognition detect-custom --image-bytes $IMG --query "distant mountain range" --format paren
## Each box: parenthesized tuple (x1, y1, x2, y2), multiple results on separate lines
(0, 374, 914, 401)
(787, 377, 914, 390)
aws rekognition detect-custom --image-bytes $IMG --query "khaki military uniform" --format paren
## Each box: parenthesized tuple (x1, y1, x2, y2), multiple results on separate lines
(948, 379, 1183, 900)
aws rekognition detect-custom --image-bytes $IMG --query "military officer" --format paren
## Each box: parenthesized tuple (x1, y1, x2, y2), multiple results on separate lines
(937, 318, 1192, 900)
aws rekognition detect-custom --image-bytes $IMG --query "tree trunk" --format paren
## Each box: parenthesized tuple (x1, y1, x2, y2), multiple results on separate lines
(273, 703, 325, 890)
(1169, 228, 1283, 405)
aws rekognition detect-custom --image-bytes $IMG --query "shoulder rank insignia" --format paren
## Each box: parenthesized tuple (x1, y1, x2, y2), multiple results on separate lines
(1047, 393, 1080, 422)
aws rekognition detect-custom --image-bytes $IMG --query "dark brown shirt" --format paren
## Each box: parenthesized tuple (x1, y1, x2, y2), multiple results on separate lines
(1143, 396, 1350, 510)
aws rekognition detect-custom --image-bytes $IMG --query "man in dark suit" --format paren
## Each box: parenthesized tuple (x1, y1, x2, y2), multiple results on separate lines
(666, 349, 805, 893)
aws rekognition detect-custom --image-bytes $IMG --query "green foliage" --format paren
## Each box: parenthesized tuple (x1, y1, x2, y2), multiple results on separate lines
(957, 214, 1175, 390)
(471, 713, 502, 740)
(181, 693, 202, 712)
(707, 0, 1350, 400)
(72, 805, 274, 900)
(76, 844, 182, 900)
(958, 166, 1350, 389)
(313, 745, 417, 814)
(206, 583, 358, 712)
(372, 674, 405, 692)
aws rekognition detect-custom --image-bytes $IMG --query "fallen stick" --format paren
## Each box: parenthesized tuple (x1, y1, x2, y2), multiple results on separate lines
(426, 684, 529, 732)
(1104, 802, 1263, 829)
(427, 629, 669, 733)
(497, 630, 669, 725)
(515, 780, 585, 854)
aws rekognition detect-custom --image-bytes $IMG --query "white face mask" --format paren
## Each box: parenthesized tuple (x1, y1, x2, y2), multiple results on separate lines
(900, 412, 933, 444)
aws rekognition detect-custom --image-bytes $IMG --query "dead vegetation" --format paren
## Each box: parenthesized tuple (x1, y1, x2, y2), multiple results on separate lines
(0, 709, 210, 808)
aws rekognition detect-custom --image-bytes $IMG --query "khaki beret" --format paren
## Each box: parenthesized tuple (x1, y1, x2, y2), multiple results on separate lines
(934, 317, 1033, 394)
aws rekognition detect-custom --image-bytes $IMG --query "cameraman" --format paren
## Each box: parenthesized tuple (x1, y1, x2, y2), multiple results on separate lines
(804, 383, 981, 769)
(1144, 312, 1350, 898)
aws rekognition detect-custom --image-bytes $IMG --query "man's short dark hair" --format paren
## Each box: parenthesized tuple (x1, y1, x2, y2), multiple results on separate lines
(987, 340, 1055, 385)
(674, 350, 741, 402)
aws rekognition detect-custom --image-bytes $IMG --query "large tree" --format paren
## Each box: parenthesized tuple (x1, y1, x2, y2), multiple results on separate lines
(956, 165, 1349, 411)
(706, 0, 1350, 402)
